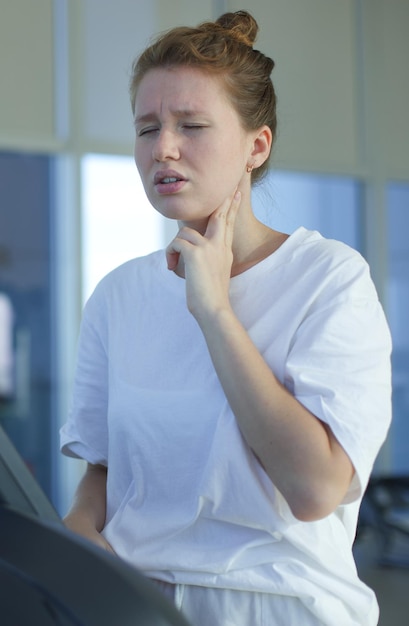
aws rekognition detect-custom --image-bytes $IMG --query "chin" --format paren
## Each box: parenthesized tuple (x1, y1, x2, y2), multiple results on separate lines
(155, 200, 212, 226)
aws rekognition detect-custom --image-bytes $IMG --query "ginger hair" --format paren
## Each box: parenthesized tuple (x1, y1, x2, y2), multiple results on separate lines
(130, 11, 277, 183)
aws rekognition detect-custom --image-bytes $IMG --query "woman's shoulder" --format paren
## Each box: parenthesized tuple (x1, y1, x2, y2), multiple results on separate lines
(94, 249, 164, 292)
(287, 227, 369, 280)
(288, 227, 364, 265)
(83, 249, 166, 316)
(281, 227, 375, 301)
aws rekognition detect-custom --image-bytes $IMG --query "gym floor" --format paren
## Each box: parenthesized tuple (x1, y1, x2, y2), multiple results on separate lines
(354, 530, 409, 625)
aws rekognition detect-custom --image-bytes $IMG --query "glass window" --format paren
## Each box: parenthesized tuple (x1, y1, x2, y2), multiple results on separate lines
(81, 154, 167, 303)
(0, 293, 14, 399)
(387, 183, 409, 473)
(252, 170, 360, 250)
(0, 151, 54, 499)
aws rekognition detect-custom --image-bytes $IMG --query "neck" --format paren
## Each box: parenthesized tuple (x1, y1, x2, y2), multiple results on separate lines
(230, 212, 287, 276)
(175, 197, 287, 278)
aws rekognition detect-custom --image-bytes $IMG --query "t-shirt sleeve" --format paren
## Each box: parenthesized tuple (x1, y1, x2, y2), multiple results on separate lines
(60, 287, 109, 466)
(284, 255, 392, 504)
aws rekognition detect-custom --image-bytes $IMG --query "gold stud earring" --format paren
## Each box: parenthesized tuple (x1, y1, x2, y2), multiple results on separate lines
(246, 163, 254, 174)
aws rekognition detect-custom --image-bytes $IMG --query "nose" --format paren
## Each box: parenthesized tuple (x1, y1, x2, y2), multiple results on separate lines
(152, 129, 180, 162)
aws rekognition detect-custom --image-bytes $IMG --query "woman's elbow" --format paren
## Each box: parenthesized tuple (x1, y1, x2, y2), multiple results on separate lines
(287, 482, 349, 522)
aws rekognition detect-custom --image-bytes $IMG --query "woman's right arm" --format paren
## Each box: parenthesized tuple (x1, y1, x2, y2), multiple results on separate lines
(63, 463, 115, 553)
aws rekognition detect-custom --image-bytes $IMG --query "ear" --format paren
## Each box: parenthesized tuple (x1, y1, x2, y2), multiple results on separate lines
(249, 125, 273, 168)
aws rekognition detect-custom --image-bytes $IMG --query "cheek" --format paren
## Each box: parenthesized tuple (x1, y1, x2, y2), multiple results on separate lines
(133, 151, 151, 196)
(212, 148, 248, 188)
(223, 137, 248, 168)
(134, 144, 143, 167)
(134, 150, 141, 165)
(134, 149, 150, 186)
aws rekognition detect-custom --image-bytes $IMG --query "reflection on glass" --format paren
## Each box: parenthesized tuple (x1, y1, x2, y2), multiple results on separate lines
(252, 170, 360, 250)
(0, 293, 14, 400)
(0, 151, 53, 498)
(387, 183, 409, 473)
(81, 155, 166, 303)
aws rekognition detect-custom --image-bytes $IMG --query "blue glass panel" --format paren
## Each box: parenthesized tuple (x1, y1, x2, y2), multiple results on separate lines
(252, 170, 361, 251)
(387, 183, 409, 473)
(0, 151, 54, 499)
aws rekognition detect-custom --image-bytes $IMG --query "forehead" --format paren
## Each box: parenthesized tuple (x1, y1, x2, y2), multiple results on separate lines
(134, 66, 232, 116)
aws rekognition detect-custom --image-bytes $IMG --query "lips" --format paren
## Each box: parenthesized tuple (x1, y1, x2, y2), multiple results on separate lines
(153, 170, 187, 195)
(153, 170, 186, 185)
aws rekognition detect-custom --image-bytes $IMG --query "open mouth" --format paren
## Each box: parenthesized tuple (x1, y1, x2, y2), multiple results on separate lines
(153, 171, 187, 195)
(154, 171, 186, 186)
(161, 177, 181, 184)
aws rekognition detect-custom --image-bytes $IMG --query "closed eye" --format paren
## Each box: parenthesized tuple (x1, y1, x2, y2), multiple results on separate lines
(183, 124, 207, 130)
(137, 126, 159, 137)
(136, 123, 208, 136)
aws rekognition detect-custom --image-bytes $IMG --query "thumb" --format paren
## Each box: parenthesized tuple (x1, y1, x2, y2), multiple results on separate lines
(165, 239, 181, 271)
(166, 250, 180, 271)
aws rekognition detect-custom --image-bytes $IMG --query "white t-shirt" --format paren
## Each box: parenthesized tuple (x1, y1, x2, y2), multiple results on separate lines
(61, 227, 392, 625)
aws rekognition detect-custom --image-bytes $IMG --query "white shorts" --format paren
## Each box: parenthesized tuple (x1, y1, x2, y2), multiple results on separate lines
(152, 580, 325, 626)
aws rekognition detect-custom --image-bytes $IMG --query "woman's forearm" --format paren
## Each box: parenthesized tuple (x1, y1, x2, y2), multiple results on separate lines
(63, 463, 108, 533)
(196, 307, 354, 522)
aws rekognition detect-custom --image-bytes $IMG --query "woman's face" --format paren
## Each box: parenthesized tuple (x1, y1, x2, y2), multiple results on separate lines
(133, 66, 256, 229)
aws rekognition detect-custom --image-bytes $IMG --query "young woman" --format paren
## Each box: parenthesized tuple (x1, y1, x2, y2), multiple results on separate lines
(61, 11, 392, 625)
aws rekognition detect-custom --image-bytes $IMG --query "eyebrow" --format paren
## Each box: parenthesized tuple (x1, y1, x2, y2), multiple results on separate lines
(134, 109, 207, 124)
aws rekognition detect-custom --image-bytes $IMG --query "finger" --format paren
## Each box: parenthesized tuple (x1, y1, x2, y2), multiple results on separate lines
(105, 542, 116, 555)
(205, 191, 238, 242)
(166, 237, 184, 270)
(225, 190, 241, 248)
(166, 249, 180, 271)
(165, 228, 202, 270)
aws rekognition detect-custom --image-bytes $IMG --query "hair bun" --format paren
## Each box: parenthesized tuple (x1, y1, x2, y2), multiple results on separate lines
(216, 10, 258, 48)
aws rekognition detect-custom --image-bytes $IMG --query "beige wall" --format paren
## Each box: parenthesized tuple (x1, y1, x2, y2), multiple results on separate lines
(229, 0, 360, 174)
(0, 0, 55, 148)
(0, 0, 408, 179)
